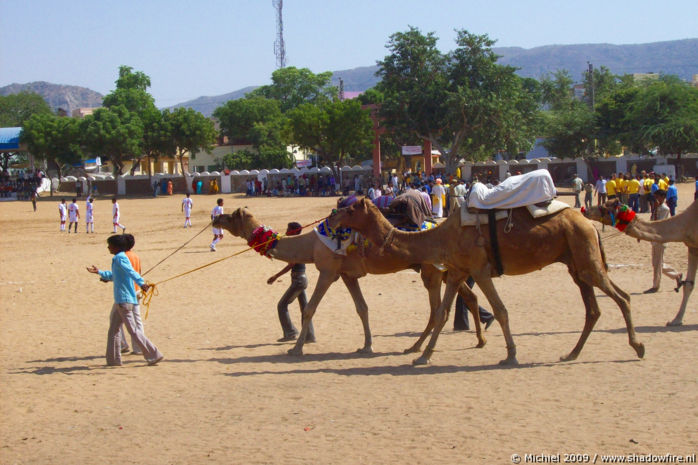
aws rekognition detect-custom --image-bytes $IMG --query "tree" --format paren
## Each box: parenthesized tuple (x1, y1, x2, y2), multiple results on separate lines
(541, 103, 597, 158)
(377, 27, 539, 174)
(628, 77, 698, 159)
(142, 108, 177, 177)
(540, 70, 575, 111)
(80, 106, 144, 175)
(213, 96, 283, 144)
(169, 107, 217, 178)
(287, 99, 373, 167)
(249, 66, 337, 112)
(101, 66, 158, 173)
(20, 113, 82, 178)
(0, 92, 52, 127)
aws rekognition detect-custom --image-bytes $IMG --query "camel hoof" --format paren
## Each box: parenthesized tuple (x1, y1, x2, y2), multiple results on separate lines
(634, 343, 645, 359)
(287, 348, 303, 356)
(499, 357, 518, 366)
(666, 320, 683, 327)
(412, 356, 430, 366)
(560, 353, 578, 362)
(403, 345, 420, 354)
(476, 340, 487, 348)
(356, 347, 373, 354)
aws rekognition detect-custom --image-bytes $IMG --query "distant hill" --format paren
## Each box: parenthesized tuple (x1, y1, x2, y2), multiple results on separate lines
(0, 81, 103, 115)
(180, 39, 698, 116)
(2, 39, 696, 117)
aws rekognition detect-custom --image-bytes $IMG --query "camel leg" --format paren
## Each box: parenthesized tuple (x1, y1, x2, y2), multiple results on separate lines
(288, 271, 337, 356)
(667, 248, 697, 326)
(561, 279, 601, 361)
(474, 274, 518, 365)
(408, 267, 486, 354)
(340, 275, 373, 354)
(459, 282, 486, 348)
(412, 280, 458, 365)
(405, 266, 442, 354)
(413, 278, 459, 365)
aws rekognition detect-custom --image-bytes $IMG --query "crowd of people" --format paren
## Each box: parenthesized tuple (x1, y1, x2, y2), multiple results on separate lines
(592, 170, 679, 216)
(0, 169, 45, 200)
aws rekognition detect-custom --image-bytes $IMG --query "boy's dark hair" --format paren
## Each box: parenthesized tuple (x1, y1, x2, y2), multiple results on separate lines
(124, 234, 135, 251)
(287, 222, 302, 236)
(655, 189, 667, 197)
(217, 198, 223, 205)
(107, 234, 129, 252)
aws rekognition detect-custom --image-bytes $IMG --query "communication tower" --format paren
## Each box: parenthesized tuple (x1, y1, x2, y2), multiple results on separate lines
(273, 0, 286, 68)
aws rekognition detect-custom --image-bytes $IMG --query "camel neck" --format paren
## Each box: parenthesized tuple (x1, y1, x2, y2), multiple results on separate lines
(362, 214, 451, 264)
(626, 201, 696, 245)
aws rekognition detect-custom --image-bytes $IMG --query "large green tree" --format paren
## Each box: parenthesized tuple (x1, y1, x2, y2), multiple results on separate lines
(377, 27, 539, 174)
(287, 98, 373, 167)
(249, 66, 337, 113)
(20, 113, 82, 178)
(169, 107, 217, 178)
(80, 105, 144, 175)
(0, 92, 52, 127)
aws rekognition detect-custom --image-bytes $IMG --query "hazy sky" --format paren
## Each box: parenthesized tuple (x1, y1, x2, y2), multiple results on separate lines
(1, 0, 696, 107)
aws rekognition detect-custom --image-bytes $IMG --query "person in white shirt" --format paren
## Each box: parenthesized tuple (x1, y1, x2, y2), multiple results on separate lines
(112, 197, 126, 233)
(85, 197, 95, 233)
(67, 198, 80, 233)
(181, 193, 193, 228)
(209, 198, 224, 251)
(58, 198, 67, 232)
(431, 178, 446, 218)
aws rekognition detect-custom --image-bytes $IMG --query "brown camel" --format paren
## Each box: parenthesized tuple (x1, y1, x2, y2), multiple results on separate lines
(212, 207, 489, 356)
(583, 199, 697, 326)
(329, 198, 645, 365)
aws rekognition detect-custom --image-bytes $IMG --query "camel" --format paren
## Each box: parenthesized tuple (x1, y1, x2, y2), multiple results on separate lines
(212, 207, 490, 356)
(329, 198, 645, 365)
(583, 199, 697, 326)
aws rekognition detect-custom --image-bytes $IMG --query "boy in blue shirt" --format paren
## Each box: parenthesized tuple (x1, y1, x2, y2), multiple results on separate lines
(87, 234, 164, 366)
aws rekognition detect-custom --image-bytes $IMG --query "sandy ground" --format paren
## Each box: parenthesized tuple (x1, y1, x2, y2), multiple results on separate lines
(0, 183, 696, 465)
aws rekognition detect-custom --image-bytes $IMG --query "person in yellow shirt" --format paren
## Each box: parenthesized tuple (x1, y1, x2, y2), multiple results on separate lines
(627, 175, 641, 212)
(616, 174, 628, 203)
(657, 175, 668, 191)
(606, 173, 618, 199)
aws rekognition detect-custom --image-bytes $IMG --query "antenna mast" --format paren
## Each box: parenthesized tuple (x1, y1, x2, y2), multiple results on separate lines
(273, 0, 286, 69)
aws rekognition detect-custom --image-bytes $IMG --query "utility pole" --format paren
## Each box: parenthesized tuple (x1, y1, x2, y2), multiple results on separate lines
(587, 61, 595, 111)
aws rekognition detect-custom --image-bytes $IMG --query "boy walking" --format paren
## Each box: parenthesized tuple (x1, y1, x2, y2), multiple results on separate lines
(644, 190, 682, 294)
(209, 198, 224, 251)
(112, 197, 126, 233)
(86, 234, 163, 366)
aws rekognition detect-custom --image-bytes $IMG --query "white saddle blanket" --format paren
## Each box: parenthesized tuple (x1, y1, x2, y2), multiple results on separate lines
(460, 199, 569, 226)
(467, 169, 557, 210)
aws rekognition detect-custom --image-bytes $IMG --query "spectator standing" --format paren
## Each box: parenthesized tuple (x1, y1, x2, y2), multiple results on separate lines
(58, 198, 67, 231)
(583, 180, 594, 210)
(627, 175, 641, 213)
(665, 180, 678, 216)
(182, 193, 193, 228)
(68, 198, 80, 233)
(572, 173, 583, 208)
(431, 178, 446, 218)
(594, 176, 607, 206)
(85, 197, 95, 233)
(606, 173, 618, 200)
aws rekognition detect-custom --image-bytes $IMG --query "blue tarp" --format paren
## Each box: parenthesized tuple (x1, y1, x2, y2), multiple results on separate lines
(0, 127, 22, 151)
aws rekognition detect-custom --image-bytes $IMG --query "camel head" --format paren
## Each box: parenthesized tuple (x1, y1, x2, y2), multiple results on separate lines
(212, 207, 257, 237)
(328, 197, 376, 233)
(581, 199, 622, 226)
